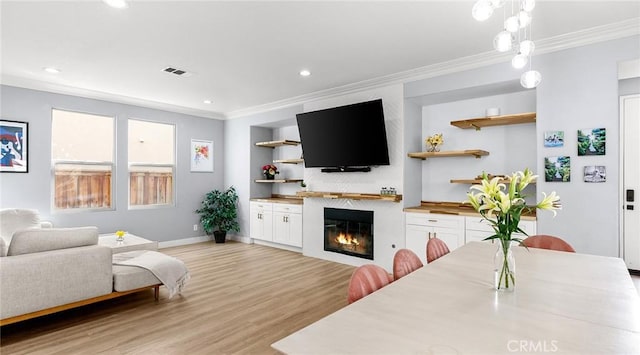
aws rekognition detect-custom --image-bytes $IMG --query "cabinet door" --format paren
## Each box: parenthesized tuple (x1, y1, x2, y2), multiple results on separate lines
(273, 211, 288, 244)
(262, 210, 273, 241)
(288, 213, 303, 247)
(406, 224, 430, 265)
(250, 207, 263, 240)
(432, 227, 463, 252)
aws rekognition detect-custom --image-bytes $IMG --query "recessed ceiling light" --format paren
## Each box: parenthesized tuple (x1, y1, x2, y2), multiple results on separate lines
(299, 70, 311, 77)
(44, 67, 60, 74)
(103, 0, 128, 9)
(203, 100, 213, 104)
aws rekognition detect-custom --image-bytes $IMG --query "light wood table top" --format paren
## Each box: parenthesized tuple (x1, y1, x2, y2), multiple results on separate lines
(272, 242, 640, 354)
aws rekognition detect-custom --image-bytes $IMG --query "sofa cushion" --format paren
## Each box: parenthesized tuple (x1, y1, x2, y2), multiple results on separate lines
(0, 237, 6, 257)
(7, 227, 99, 256)
(0, 209, 41, 253)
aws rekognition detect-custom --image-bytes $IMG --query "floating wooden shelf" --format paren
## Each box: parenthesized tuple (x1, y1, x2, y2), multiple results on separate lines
(450, 178, 537, 185)
(255, 140, 300, 148)
(255, 179, 304, 183)
(450, 112, 536, 130)
(296, 191, 402, 202)
(407, 150, 489, 160)
(273, 158, 304, 164)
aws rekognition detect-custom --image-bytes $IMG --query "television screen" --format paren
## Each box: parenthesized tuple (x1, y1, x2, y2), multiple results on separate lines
(296, 99, 390, 171)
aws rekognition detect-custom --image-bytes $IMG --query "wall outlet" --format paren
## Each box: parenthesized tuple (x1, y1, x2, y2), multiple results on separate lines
(193, 224, 198, 231)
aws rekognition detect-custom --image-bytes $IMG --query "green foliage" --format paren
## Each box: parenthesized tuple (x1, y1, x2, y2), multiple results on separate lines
(195, 186, 240, 234)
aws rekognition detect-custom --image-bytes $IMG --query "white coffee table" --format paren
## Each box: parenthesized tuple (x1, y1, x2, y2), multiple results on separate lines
(98, 233, 158, 254)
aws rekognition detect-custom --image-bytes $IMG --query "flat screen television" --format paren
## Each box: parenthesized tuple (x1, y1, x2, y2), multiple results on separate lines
(296, 99, 389, 172)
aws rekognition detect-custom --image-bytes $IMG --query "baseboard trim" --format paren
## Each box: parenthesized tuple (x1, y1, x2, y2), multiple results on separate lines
(158, 235, 212, 248)
(253, 239, 302, 253)
(228, 235, 252, 244)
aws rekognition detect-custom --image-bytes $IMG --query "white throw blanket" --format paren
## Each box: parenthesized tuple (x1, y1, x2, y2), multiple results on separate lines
(113, 250, 190, 298)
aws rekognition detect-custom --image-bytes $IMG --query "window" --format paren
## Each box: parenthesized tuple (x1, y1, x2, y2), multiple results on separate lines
(52, 109, 114, 210)
(128, 119, 175, 207)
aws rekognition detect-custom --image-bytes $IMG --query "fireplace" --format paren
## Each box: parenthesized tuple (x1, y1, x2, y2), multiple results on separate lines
(324, 208, 373, 260)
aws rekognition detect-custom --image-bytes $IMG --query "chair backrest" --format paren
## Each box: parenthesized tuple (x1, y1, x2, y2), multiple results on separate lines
(521, 235, 576, 252)
(393, 249, 424, 280)
(347, 264, 392, 304)
(426, 237, 450, 263)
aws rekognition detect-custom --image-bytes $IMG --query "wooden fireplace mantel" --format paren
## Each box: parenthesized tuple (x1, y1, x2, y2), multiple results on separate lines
(296, 191, 402, 203)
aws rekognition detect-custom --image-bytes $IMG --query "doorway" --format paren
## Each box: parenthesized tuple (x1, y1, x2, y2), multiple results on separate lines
(621, 94, 640, 271)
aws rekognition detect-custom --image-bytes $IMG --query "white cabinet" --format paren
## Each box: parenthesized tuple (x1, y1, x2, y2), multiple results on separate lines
(273, 204, 303, 247)
(405, 213, 465, 264)
(250, 202, 273, 242)
(250, 201, 303, 248)
(464, 216, 537, 244)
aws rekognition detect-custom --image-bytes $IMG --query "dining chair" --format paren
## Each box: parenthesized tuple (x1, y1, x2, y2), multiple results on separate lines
(426, 237, 450, 263)
(393, 249, 424, 280)
(347, 264, 393, 304)
(521, 235, 576, 252)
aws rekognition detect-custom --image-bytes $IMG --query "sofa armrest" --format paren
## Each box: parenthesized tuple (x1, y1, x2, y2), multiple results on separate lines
(40, 221, 53, 228)
(0, 245, 113, 320)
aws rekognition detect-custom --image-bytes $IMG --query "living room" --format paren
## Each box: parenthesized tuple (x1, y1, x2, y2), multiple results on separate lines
(1, 1, 639, 353)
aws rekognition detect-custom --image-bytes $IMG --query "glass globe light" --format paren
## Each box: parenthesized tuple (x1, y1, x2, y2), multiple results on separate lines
(505, 16, 520, 33)
(490, 0, 505, 8)
(518, 11, 531, 28)
(522, 0, 536, 12)
(519, 40, 535, 56)
(472, 0, 494, 21)
(521, 70, 542, 88)
(493, 31, 513, 52)
(512, 53, 528, 69)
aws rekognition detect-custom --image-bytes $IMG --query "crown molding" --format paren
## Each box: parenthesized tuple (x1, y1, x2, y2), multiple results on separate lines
(0, 75, 226, 120)
(227, 18, 640, 119)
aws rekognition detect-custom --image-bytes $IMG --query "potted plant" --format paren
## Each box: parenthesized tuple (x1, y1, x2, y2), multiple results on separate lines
(195, 186, 240, 243)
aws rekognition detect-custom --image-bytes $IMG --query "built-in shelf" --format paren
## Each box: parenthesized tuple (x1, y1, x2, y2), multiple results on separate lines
(297, 191, 403, 202)
(450, 178, 537, 184)
(450, 112, 536, 130)
(407, 150, 489, 160)
(255, 179, 304, 183)
(255, 139, 300, 148)
(273, 158, 304, 164)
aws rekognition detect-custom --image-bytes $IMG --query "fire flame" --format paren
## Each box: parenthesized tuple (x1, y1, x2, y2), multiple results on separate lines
(335, 233, 359, 246)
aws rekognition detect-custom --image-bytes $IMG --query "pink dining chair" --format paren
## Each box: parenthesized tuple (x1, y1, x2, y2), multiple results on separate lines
(393, 249, 424, 280)
(347, 264, 393, 304)
(426, 237, 450, 263)
(521, 235, 576, 252)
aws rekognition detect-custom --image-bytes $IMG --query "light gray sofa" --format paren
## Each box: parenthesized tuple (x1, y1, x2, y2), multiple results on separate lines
(0, 226, 113, 321)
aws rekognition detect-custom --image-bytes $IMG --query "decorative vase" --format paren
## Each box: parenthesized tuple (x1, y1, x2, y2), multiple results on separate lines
(265, 174, 275, 180)
(427, 145, 440, 152)
(494, 240, 515, 291)
(116, 235, 125, 242)
(213, 230, 227, 243)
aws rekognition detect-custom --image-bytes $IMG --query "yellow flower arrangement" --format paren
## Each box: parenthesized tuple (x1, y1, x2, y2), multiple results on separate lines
(425, 133, 444, 152)
(116, 230, 125, 241)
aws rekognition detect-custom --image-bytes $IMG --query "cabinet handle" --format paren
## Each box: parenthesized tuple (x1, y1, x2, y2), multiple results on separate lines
(258, 213, 262, 220)
(428, 219, 438, 223)
(428, 232, 432, 239)
(433, 232, 437, 239)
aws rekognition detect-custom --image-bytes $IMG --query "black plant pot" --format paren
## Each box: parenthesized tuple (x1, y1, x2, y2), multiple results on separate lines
(213, 230, 227, 243)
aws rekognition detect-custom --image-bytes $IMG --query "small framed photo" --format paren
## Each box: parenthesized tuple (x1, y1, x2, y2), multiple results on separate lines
(190, 139, 214, 172)
(544, 131, 564, 147)
(1, 120, 28, 173)
(544, 156, 570, 182)
(578, 128, 606, 156)
(584, 166, 606, 183)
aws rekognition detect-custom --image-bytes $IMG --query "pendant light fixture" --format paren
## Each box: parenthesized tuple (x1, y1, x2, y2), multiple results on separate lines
(472, 0, 541, 88)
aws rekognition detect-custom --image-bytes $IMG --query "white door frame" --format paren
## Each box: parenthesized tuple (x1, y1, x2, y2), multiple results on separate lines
(619, 94, 640, 261)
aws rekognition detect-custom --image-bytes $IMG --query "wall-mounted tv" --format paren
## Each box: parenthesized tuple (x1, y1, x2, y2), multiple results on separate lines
(296, 99, 390, 172)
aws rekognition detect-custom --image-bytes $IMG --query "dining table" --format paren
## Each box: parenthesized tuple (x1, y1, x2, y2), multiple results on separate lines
(272, 242, 640, 354)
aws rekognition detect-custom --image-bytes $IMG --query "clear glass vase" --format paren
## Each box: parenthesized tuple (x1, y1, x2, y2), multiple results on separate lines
(494, 240, 515, 291)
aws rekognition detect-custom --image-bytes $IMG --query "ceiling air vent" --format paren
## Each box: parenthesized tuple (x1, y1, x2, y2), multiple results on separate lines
(162, 66, 192, 77)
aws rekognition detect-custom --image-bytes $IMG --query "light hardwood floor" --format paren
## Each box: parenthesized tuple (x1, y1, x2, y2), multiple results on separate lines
(0, 242, 355, 354)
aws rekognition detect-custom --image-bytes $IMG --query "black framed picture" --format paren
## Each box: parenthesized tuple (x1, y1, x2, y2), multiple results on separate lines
(1, 120, 28, 173)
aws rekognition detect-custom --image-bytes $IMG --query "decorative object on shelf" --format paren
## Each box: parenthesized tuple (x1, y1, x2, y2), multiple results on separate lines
(380, 187, 397, 196)
(262, 164, 279, 180)
(584, 166, 606, 183)
(300, 180, 309, 191)
(485, 107, 500, 117)
(115, 230, 126, 242)
(195, 186, 240, 243)
(472, 0, 541, 88)
(578, 128, 606, 156)
(544, 156, 571, 182)
(190, 139, 214, 172)
(544, 130, 564, 148)
(466, 168, 561, 291)
(0, 119, 28, 173)
(425, 133, 444, 152)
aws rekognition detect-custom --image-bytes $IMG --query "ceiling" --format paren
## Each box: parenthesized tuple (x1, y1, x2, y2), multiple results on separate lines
(1, 1, 639, 119)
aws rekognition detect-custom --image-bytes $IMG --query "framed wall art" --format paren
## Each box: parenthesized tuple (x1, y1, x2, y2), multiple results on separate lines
(190, 139, 213, 172)
(544, 156, 570, 182)
(577, 128, 606, 156)
(1, 120, 28, 173)
(584, 165, 606, 183)
(544, 130, 564, 147)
